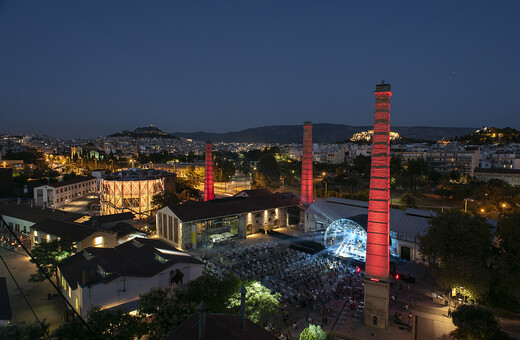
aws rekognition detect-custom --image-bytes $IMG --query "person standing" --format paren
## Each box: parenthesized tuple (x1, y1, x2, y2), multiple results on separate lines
(448, 308, 452, 318)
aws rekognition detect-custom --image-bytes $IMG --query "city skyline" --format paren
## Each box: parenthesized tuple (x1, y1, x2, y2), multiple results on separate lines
(1, 1, 519, 138)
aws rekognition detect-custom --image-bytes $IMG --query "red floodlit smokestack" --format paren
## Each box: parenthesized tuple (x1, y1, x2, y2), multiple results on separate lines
(364, 82, 392, 329)
(301, 122, 313, 206)
(204, 142, 215, 201)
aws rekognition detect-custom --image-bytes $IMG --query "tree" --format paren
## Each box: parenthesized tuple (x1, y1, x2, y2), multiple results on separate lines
(227, 281, 281, 324)
(450, 305, 508, 340)
(152, 191, 179, 211)
(139, 287, 196, 340)
(400, 192, 417, 208)
(53, 306, 146, 340)
(352, 155, 371, 180)
(0, 321, 49, 340)
(299, 324, 333, 340)
(29, 238, 74, 283)
(185, 165, 204, 183)
(419, 211, 493, 300)
(254, 154, 281, 190)
(214, 156, 236, 181)
(489, 213, 520, 309)
(186, 273, 241, 313)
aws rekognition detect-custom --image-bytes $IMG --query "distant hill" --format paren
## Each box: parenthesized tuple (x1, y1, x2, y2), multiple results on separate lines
(173, 124, 475, 143)
(109, 125, 178, 139)
(457, 127, 520, 144)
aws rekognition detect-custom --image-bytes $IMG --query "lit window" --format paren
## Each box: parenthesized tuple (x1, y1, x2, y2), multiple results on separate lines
(34, 231, 38, 237)
(68, 286, 71, 298)
(46, 234, 50, 241)
(75, 297, 79, 310)
(93, 236, 103, 247)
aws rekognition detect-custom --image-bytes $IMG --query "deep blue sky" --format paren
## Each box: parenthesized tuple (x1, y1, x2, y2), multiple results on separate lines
(1, 1, 519, 138)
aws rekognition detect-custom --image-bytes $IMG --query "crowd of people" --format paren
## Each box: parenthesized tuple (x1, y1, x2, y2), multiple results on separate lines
(202, 239, 367, 336)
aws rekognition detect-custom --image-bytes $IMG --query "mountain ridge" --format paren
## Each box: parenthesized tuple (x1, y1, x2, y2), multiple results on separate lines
(172, 124, 476, 143)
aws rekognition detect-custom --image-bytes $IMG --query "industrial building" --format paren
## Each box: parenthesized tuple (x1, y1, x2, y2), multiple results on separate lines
(156, 189, 301, 250)
(33, 177, 97, 209)
(304, 197, 433, 263)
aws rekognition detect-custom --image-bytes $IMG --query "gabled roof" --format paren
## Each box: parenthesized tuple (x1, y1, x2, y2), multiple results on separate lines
(0, 202, 83, 224)
(31, 218, 111, 241)
(166, 190, 300, 222)
(166, 312, 277, 340)
(58, 238, 202, 290)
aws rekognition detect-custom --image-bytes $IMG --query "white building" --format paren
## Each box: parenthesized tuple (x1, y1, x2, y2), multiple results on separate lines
(57, 238, 203, 317)
(33, 177, 97, 209)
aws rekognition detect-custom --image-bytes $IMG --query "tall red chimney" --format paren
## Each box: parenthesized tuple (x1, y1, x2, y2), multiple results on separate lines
(301, 122, 313, 206)
(364, 82, 392, 329)
(204, 142, 215, 201)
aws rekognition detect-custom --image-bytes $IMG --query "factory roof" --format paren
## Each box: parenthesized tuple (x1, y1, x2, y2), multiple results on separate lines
(307, 197, 435, 237)
(166, 189, 301, 222)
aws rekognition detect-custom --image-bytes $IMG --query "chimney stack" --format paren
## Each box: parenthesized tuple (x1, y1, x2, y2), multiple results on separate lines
(204, 142, 215, 201)
(301, 122, 313, 206)
(198, 301, 206, 340)
(240, 285, 246, 330)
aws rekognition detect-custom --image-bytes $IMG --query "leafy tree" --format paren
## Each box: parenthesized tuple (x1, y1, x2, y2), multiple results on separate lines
(254, 154, 281, 190)
(29, 238, 74, 283)
(419, 211, 492, 299)
(186, 273, 241, 313)
(53, 306, 146, 340)
(86, 306, 146, 339)
(214, 156, 236, 181)
(450, 305, 508, 340)
(152, 191, 179, 211)
(401, 192, 417, 208)
(489, 213, 520, 309)
(0, 321, 49, 340)
(227, 281, 281, 324)
(352, 155, 371, 180)
(139, 287, 196, 340)
(185, 165, 205, 183)
(407, 158, 429, 187)
(299, 324, 332, 340)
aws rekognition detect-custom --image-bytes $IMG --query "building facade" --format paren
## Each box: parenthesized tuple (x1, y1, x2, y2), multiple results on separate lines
(33, 177, 97, 209)
(156, 189, 301, 250)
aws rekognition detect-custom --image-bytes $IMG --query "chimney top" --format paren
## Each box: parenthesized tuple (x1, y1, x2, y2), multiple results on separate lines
(303, 121, 312, 126)
(375, 82, 391, 93)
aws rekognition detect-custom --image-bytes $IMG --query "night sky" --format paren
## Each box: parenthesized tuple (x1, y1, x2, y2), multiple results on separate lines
(1, 1, 519, 138)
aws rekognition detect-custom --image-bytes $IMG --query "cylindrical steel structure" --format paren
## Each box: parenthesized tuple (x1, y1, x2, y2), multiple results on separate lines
(365, 83, 392, 280)
(204, 142, 215, 201)
(301, 122, 313, 206)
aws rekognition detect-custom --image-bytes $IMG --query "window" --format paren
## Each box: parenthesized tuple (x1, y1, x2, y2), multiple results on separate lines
(93, 236, 104, 247)
(75, 297, 79, 310)
(168, 216, 173, 241)
(174, 218, 179, 244)
(158, 213, 163, 235)
(162, 214, 167, 238)
(68, 286, 71, 298)
(15, 224, 20, 232)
